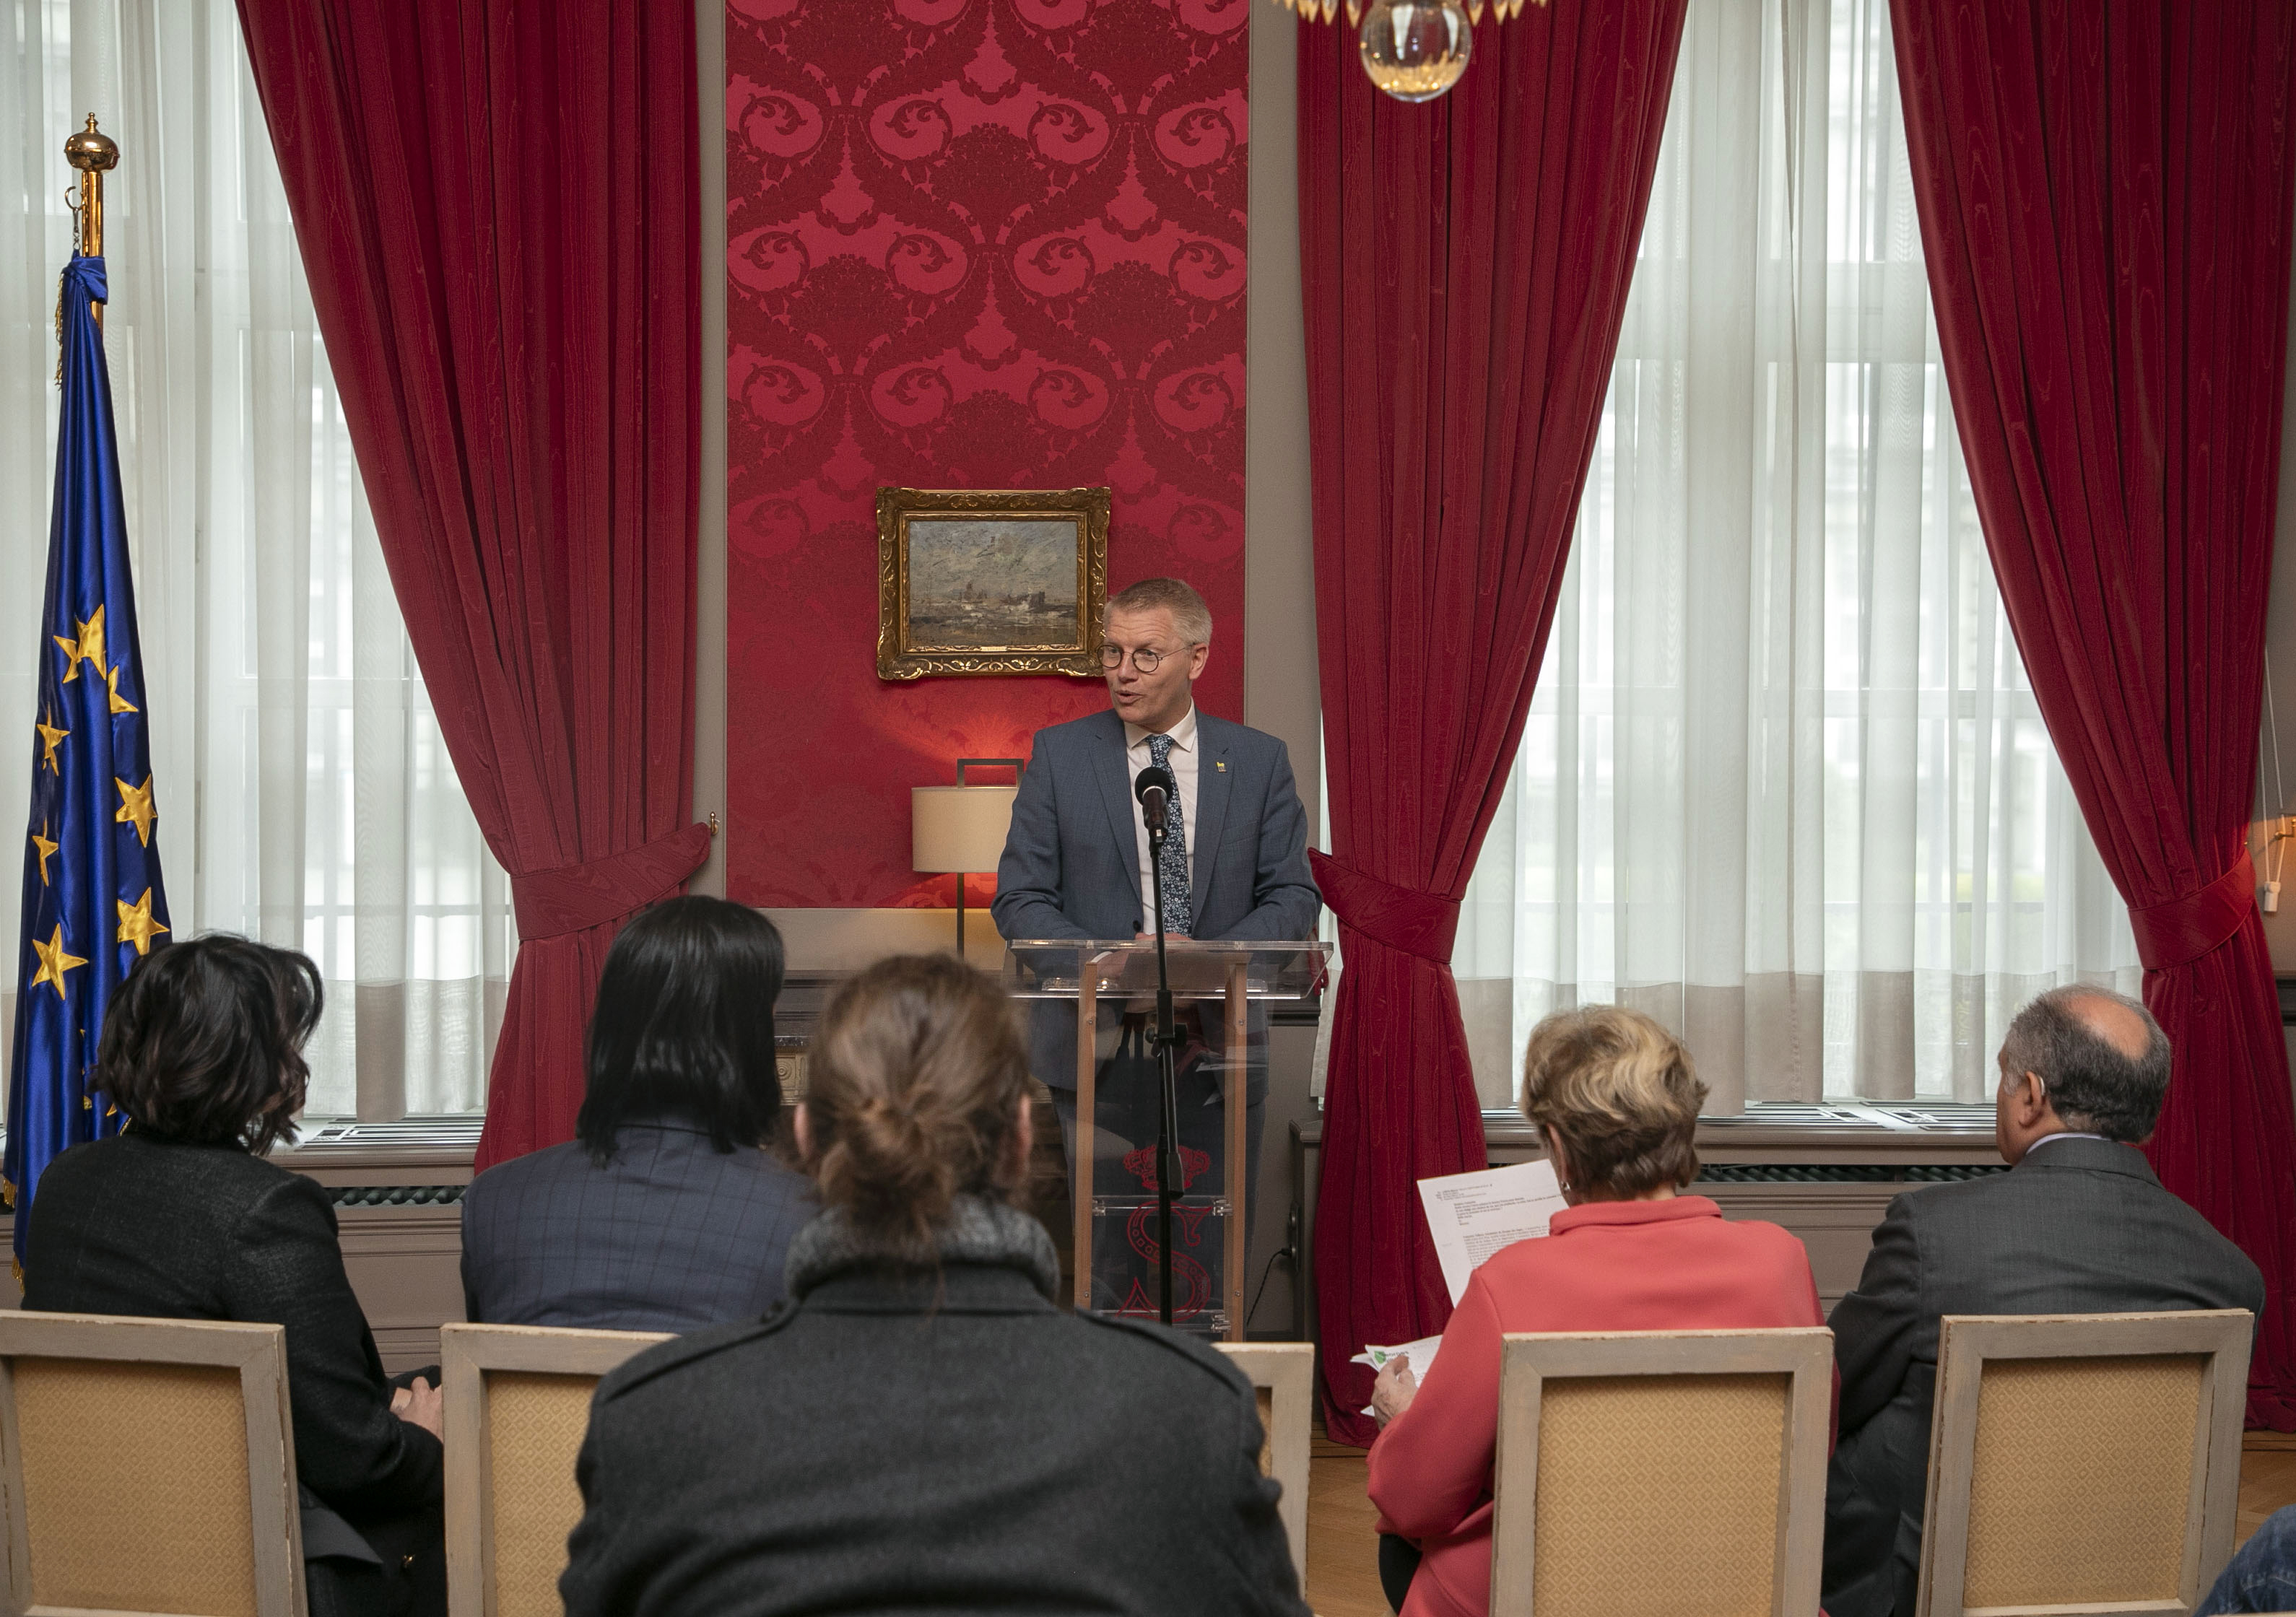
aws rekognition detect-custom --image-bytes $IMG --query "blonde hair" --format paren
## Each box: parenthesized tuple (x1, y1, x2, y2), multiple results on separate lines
(1106, 577, 1212, 645)
(803, 954, 1033, 1263)
(1518, 1006, 1706, 1197)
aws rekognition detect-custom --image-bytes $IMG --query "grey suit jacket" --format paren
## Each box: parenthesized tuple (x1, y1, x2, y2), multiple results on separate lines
(562, 1258, 1309, 1616)
(1821, 1137, 2264, 1617)
(460, 1120, 814, 1333)
(989, 708, 1320, 1093)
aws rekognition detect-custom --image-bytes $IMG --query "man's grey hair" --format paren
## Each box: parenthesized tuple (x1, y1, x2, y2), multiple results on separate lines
(1105, 578, 1212, 646)
(1998, 985, 2171, 1143)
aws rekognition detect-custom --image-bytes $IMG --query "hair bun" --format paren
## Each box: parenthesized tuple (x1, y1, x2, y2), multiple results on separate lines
(804, 955, 1033, 1264)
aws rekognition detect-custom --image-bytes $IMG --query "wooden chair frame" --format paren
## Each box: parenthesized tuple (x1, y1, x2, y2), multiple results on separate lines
(439, 1323, 670, 1617)
(1913, 1309, 2253, 1617)
(1489, 1328, 1835, 1617)
(1212, 1341, 1314, 1577)
(0, 1310, 303, 1617)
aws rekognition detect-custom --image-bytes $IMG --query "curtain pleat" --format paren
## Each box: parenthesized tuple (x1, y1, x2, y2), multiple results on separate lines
(1, 0, 510, 1122)
(234, 0, 705, 1165)
(1892, 0, 2296, 1426)
(1302, 0, 1690, 1443)
(1448, 0, 2139, 1113)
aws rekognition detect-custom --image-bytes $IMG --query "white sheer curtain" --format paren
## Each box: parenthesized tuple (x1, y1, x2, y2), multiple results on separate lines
(1450, 0, 2139, 1111)
(1, 0, 512, 1119)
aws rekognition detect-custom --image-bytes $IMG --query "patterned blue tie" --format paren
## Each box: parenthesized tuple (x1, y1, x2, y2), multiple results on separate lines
(1147, 732, 1193, 936)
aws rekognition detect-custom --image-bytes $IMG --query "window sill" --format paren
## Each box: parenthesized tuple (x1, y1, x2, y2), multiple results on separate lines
(1298, 1100, 2003, 1169)
(276, 1116, 485, 1187)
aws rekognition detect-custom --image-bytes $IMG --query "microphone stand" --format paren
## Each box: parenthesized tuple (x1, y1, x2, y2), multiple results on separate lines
(1144, 809, 1183, 1329)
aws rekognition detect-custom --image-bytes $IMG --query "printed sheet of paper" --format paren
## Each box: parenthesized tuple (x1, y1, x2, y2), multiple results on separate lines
(1416, 1159, 1567, 1304)
(1350, 1335, 1445, 1416)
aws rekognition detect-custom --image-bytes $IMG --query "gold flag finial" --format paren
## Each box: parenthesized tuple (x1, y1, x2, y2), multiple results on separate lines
(64, 116, 117, 258)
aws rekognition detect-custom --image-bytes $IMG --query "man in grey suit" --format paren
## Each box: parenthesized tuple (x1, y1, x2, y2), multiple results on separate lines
(1822, 985, 2265, 1617)
(991, 578, 1319, 1309)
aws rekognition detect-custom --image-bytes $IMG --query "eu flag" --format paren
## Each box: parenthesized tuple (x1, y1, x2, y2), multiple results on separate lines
(4, 256, 171, 1264)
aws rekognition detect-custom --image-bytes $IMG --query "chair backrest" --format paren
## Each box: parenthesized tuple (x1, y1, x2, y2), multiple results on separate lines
(1488, 1328, 1833, 1617)
(1913, 1309, 2253, 1617)
(1212, 1341, 1315, 1576)
(0, 1309, 303, 1617)
(440, 1322, 671, 1617)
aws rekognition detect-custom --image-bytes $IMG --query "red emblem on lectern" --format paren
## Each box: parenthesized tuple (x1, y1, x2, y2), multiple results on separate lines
(1116, 1143, 1216, 1320)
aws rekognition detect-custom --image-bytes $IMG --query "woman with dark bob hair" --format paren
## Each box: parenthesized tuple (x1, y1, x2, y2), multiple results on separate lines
(1362, 1005, 1827, 1617)
(561, 953, 1310, 1616)
(23, 935, 446, 1617)
(458, 894, 810, 1331)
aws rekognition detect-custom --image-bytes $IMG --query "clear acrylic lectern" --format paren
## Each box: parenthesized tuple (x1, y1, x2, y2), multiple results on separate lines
(1004, 939, 1331, 1339)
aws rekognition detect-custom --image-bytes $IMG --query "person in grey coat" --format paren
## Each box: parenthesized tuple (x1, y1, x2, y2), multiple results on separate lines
(1821, 985, 2265, 1617)
(459, 897, 811, 1333)
(562, 953, 1310, 1617)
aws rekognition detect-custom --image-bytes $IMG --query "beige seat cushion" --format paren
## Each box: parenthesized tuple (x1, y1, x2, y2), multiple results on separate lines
(1533, 1373, 1789, 1617)
(1962, 1354, 2204, 1608)
(485, 1369, 601, 1617)
(14, 1358, 260, 1616)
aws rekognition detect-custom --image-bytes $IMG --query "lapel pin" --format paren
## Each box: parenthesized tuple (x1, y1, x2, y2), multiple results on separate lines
(1215, 760, 1227, 773)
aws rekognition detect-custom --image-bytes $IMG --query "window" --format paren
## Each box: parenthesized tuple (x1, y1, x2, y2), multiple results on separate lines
(2, 0, 511, 1118)
(1450, 0, 2139, 1110)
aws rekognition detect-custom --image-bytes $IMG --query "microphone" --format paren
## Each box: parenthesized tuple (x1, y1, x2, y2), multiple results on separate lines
(1134, 763, 1176, 833)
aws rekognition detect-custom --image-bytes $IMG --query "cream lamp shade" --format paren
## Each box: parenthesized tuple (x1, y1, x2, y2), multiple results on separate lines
(912, 785, 1018, 873)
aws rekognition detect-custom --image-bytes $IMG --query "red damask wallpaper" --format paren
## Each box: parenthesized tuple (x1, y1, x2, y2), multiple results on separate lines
(726, 0, 1249, 907)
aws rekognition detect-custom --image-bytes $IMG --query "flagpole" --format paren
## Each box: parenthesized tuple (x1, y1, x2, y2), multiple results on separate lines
(12, 110, 172, 1265)
(63, 116, 115, 321)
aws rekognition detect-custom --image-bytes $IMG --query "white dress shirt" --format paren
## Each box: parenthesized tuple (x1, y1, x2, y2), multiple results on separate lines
(1123, 705, 1200, 933)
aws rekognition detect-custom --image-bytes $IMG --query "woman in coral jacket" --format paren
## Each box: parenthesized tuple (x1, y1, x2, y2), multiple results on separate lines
(1365, 1005, 1830, 1617)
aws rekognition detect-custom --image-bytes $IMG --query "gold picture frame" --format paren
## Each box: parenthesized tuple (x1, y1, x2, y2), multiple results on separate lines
(876, 486, 1110, 679)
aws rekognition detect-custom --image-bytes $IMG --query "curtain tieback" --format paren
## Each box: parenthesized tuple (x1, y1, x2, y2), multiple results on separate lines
(1308, 850, 1459, 964)
(509, 821, 713, 941)
(2128, 850, 2256, 972)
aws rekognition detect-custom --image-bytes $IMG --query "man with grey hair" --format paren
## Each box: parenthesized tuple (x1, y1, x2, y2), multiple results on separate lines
(992, 577, 1319, 1317)
(1822, 985, 2264, 1617)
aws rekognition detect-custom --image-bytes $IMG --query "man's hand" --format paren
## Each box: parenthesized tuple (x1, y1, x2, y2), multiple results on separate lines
(1371, 1355, 1419, 1429)
(391, 1376, 444, 1442)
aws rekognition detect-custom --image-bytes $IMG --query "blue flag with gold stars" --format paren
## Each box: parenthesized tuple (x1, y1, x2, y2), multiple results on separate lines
(4, 256, 170, 1264)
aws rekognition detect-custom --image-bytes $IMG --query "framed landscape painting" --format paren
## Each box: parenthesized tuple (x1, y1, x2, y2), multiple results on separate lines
(876, 487, 1110, 679)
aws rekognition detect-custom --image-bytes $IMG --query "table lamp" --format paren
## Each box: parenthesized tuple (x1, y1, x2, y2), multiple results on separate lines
(912, 758, 1022, 961)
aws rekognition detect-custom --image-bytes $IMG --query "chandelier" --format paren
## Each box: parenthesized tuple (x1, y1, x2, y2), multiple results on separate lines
(1274, 0, 1548, 102)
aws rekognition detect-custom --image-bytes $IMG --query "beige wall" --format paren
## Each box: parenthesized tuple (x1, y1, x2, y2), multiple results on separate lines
(1242, 0, 1316, 1335)
(692, 0, 729, 899)
(2257, 235, 2296, 973)
(1243, 5, 1320, 822)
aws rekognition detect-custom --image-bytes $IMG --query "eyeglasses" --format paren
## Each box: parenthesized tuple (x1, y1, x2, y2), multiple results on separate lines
(1100, 645, 1177, 673)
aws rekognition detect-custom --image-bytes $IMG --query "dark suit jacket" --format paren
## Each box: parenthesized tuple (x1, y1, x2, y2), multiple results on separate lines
(1822, 1136, 2264, 1617)
(21, 1128, 443, 1528)
(562, 1259, 1310, 1617)
(459, 1120, 813, 1333)
(990, 708, 1320, 1094)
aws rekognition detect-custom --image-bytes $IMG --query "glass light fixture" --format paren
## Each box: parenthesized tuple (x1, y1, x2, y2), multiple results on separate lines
(1357, 0, 1472, 102)
(1272, 0, 1544, 102)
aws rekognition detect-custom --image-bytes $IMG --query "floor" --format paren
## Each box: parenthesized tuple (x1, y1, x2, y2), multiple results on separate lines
(1298, 1431, 2296, 1617)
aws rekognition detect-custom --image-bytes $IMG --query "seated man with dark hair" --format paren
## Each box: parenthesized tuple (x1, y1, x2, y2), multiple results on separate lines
(1821, 985, 2265, 1617)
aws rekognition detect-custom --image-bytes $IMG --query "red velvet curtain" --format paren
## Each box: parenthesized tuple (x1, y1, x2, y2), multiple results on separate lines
(1303, 0, 1688, 1443)
(235, 0, 710, 1169)
(1890, 0, 2296, 1426)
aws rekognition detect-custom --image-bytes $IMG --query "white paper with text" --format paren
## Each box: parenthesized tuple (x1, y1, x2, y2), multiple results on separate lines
(1417, 1159, 1567, 1304)
(1350, 1334, 1445, 1416)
